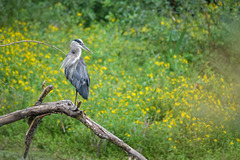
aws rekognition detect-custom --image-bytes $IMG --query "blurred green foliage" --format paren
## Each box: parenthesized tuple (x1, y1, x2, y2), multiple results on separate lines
(1, 0, 239, 69)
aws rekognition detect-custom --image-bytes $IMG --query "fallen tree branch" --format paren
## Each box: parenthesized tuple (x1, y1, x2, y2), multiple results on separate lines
(0, 39, 66, 55)
(24, 84, 55, 159)
(0, 100, 147, 160)
(24, 113, 51, 159)
(34, 85, 54, 106)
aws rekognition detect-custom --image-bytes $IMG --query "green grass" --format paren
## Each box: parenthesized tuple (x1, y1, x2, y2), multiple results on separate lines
(1, 1, 240, 159)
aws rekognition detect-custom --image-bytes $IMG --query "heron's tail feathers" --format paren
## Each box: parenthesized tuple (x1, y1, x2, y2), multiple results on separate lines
(77, 85, 89, 100)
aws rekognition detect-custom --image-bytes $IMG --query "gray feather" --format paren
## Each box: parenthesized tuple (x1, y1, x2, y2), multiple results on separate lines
(65, 57, 90, 100)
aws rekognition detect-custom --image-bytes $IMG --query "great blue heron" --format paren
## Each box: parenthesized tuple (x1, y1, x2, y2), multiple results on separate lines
(61, 39, 92, 105)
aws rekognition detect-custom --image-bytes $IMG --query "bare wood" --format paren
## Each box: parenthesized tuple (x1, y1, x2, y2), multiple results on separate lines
(42, 80, 47, 90)
(24, 113, 50, 159)
(0, 100, 147, 160)
(25, 85, 55, 159)
(27, 84, 55, 126)
(0, 40, 66, 55)
(35, 85, 54, 106)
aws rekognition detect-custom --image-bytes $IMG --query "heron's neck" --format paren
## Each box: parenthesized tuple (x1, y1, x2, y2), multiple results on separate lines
(72, 48, 82, 64)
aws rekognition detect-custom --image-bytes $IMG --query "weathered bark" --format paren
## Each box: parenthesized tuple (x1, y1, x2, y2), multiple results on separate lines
(0, 100, 147, 160)
(24, 85, 55, 159)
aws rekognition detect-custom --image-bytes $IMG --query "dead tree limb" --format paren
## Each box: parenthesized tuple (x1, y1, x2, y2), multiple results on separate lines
(0, 100, 147, 160)
(24, 84, 55, 159)
(0, 39, 66, 55)
(34, 85, 54, 106)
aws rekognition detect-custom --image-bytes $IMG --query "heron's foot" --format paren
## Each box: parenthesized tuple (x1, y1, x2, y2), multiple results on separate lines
(75, 100, 82, 111)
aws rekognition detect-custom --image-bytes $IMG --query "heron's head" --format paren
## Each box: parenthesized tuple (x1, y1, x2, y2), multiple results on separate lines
(70, 39, 93, 54)
(61, 39, 93, 69)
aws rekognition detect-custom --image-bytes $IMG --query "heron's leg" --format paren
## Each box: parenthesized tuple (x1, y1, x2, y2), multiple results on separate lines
(75, 90, 78, 105)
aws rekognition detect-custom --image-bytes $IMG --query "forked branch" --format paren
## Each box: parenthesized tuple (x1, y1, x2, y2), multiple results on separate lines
(0, 89, 147, 160)
(24, 84, 55, 159)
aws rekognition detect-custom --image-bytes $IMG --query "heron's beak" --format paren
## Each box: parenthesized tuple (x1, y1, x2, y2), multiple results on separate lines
(82, 45, 93, 54)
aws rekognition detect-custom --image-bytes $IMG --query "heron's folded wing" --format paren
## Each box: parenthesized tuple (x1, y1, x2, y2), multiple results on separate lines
(72, 58, 90, 100)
